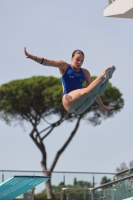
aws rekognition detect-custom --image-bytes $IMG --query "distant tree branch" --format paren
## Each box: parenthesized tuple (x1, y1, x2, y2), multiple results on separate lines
(40, 116, 65, 140)
(42, 127, 54, 140)
(43, 118, 53, 125)
(40, 125, 54, 134)
(30, 127, 40, 148)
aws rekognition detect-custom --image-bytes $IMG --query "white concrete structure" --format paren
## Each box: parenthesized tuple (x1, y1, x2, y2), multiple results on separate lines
(104, 0, 133, 18)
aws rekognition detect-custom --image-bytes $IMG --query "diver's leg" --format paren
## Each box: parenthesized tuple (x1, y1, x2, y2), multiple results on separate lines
(74, 80, 109, 114)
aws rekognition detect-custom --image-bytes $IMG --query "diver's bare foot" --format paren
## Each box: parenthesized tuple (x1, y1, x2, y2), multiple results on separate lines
(101, 66, 114, 81)
(109, 65, 116, 79)
(102, 65, 116, 81)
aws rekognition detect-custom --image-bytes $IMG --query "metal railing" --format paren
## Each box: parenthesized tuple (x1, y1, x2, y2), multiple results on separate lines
(61, 168, 133, 200)
(0, 169, 115, 197)
(113, 167, 133, 180)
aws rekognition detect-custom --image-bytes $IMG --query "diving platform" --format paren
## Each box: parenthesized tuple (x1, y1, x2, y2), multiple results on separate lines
(0, 175, 50, 200)
(104, 0, 133, 19)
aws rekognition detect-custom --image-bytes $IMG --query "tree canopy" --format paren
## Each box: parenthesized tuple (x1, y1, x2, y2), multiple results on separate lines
(0, 76, 124, 125)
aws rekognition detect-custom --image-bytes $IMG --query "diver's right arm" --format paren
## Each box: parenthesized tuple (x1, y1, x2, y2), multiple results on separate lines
(24, 47, 68, 70)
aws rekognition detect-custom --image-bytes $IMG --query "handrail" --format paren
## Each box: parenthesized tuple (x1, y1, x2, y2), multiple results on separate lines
(91, 174, 133, 191)
(0, 169, 115, 174)
(61, 174, 133, 193)
(114, 167, 133, 178)
(62, 188, 91, 192)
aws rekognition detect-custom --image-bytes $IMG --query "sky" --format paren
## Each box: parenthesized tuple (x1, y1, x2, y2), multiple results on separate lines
(0, 0, 133, 187)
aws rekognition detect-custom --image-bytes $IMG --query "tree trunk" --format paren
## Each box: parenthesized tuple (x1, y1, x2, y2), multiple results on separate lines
(41, 116, 82, 199)
(41, 162, 55, 199)
(45, 178, 54, 199)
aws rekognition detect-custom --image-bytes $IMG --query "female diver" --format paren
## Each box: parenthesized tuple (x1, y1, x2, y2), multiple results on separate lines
(24, 47, 116, 114)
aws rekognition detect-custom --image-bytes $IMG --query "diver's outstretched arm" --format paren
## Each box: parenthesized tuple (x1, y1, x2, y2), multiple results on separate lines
(24, 47, 68, 69)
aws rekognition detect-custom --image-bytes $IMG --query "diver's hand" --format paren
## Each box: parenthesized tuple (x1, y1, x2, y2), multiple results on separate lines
(24, 47, 30, 58)
(101, 104, 114, 111)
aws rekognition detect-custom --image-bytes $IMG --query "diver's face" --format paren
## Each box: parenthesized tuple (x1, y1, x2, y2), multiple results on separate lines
(71, 54, 84, 70)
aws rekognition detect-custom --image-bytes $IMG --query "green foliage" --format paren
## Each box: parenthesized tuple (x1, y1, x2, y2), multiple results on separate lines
(100, 176, 111, 185)
(0, 75, 124, 125)
(34, 182, 92, 200)
(0, 76, 65, 123)
(73, 178, 92, 187)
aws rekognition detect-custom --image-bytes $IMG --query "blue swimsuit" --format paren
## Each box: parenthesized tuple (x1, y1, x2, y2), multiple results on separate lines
(61, 65, 86, 95)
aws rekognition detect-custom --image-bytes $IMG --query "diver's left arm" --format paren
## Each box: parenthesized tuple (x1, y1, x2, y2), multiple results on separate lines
(95, 96, 114, 111)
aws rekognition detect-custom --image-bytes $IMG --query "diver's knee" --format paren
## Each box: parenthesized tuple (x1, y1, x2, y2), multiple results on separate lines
(80, 89, 88, 97)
